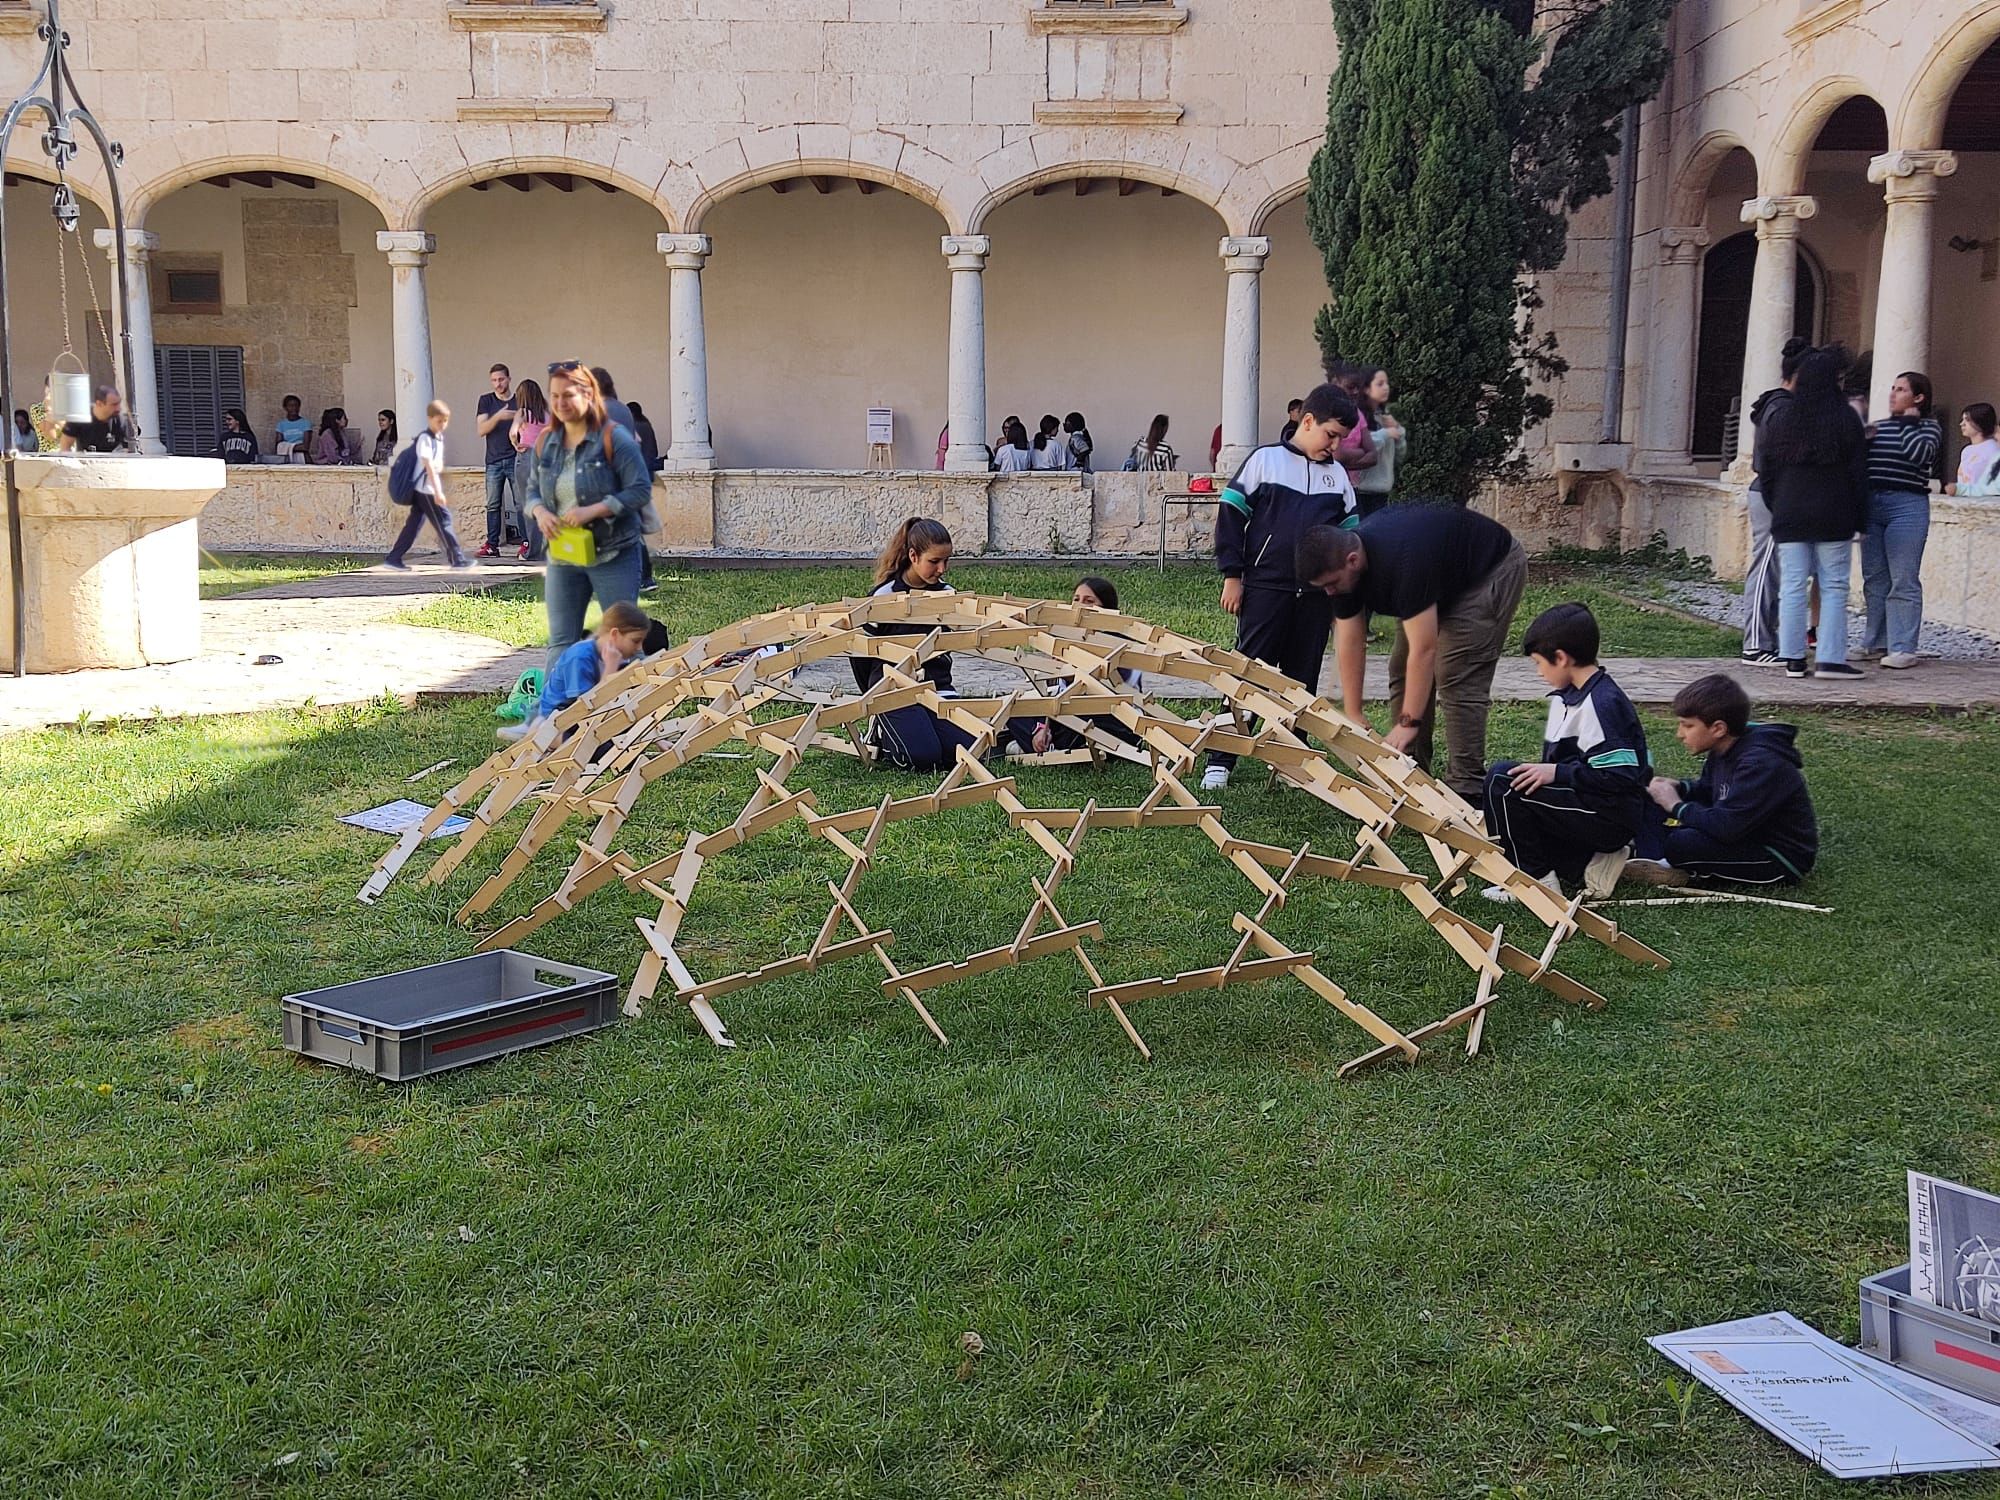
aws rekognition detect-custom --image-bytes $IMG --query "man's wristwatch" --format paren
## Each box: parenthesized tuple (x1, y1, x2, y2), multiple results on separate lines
(1394, 713, 1422, 729)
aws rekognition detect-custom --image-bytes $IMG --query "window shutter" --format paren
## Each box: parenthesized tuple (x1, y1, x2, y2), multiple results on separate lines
(153, 345, 245, 457)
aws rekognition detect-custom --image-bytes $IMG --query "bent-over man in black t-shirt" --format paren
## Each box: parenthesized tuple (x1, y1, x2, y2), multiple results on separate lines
(1297, 504, 1528, 799)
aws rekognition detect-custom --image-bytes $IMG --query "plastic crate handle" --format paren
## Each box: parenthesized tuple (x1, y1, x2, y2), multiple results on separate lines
(317, 1018, 364, 1043)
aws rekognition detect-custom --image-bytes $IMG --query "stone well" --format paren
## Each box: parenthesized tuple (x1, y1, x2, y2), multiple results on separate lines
(1, 453, 227, 672)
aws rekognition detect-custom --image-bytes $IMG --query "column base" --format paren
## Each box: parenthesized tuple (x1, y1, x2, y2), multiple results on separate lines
(665, 447, 715, 472)
(943, 444, 991, 474)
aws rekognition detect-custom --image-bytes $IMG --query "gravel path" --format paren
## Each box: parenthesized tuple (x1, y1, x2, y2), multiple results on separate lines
(1655, 577, 2000, 662)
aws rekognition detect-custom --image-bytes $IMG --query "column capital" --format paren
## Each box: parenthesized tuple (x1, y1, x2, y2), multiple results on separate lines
(1657, 225, 1710, 265)
(376, 230, 437, 266)
(941, 234, 990, 270)
(1868, 149, 1958, 201)
(91, 227, 160, 261)
(657, 232, 712, 269)
(1218, 235, 1271, 270)
(1741, 195, 1816, 239)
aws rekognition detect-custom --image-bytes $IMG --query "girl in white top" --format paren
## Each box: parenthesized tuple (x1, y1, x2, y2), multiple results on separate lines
(993, 415, 1033, 472)
(1030, 413, 1071, 470)
(1950, 402, 1999, 495)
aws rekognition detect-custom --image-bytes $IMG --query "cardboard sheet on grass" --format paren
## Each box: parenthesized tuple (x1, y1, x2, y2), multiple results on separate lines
(1651, 1312, 2000, 1478)
(341, 800, 470, 840)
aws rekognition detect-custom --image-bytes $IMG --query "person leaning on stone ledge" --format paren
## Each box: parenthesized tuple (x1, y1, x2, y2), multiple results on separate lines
(59, 386, 137, 454)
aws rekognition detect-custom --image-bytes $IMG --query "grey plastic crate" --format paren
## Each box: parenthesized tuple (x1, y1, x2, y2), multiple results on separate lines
(283, 951, 618, 1081)
(1858, 1264, 2000, 1405)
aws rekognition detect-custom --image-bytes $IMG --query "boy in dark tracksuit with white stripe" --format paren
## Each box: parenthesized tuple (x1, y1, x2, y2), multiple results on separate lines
(1482, 604, 1649, 899)
(1203, 382, 1360, 789)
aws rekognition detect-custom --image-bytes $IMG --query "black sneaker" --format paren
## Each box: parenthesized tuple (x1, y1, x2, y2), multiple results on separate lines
(1814, 661, 1864, 678)
(1740, 650, 1783, 667)
(1784, 658, 1809, 678)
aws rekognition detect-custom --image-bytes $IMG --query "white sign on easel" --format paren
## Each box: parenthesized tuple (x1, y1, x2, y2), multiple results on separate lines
(866, 406, 894, 470)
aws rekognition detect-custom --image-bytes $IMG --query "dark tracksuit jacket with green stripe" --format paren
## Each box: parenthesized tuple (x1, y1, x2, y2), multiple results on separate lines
(1214, 441, 1356, 590)
(1542, 669, 1650, 833)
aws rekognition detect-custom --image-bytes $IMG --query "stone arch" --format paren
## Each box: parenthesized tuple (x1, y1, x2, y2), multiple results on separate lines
(1899, 0, 2000, 150)
(1246, 178, 1310, 238)
(683, 128, 963, 235)
(126, 128, 403, 227)
(2, 154, 114, 220)
(968, 160, 1229, 236)
(1668, 130, 1757, 225)
(409, 154, 675, 232)
(1767, 77, 1890, 195)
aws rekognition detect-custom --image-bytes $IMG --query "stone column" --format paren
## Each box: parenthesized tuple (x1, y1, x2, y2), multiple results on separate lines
(92, 228, 162, 454)
(1732, 195, 1817, 468)
(1636, 226, 1709, 467)
(1217, 235, 1270, 475)
(942, 235, 991, 474)
(657, 233, 715, 470)
(376, 231, 437, 448)
(1867, 149, 1957, 417)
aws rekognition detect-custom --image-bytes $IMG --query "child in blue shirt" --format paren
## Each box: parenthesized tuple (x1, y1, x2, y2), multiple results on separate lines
(497, 600, 653, 741)
(538, 599, 652, 721)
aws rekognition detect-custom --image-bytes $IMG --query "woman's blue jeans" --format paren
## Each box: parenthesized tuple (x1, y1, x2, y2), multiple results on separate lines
(544, 545, 642, 666)
(1778, 539, 1850, 665)
(1860, 488, 1930, 655)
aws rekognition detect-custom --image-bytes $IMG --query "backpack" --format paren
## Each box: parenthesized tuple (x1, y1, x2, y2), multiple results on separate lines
(387, 442, 421, 507)
(868, 704, 980, 772)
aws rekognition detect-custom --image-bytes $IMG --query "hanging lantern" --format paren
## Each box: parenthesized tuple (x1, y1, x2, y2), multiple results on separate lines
(47, 352, 92, 423)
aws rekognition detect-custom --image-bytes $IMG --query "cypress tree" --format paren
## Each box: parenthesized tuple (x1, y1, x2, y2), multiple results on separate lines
(1308, 0, 1674, 501)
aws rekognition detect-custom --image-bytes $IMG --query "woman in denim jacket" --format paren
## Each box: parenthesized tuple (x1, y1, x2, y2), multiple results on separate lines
(525, 362, 654, 664)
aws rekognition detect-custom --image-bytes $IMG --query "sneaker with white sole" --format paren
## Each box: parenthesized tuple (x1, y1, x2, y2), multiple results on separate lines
(1481, 871, 1560, 904)
(1740, 650, 1783, 668)
(1621, 858, 1690, 888)
(1880, 651, 1920, 670)
(1784, 658, 1809, 678)
(1199, 764, 1230, 792)
(1583, 845, 1632, 899)
(1814, 661, 1864, 678)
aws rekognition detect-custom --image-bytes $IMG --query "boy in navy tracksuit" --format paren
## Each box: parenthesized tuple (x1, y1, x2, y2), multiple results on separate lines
(1629, 673, 1818, 886)
(1482, 604, 1650, 899)
(1202, 382, 1361, 789)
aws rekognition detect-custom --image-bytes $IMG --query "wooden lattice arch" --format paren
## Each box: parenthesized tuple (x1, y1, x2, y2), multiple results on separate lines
(361, 593, 1667, 1072)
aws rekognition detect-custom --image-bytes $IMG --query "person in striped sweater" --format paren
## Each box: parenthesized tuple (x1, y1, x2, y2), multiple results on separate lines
(1860, 371, 1942, 670)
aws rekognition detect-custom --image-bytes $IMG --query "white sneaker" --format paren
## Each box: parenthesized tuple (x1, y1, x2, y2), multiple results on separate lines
(1199, 764, 1230, 792)
(1584, 845, 1632, 899)
(1880, 651, 1920, 670)
(1482, 871, 1559, 904)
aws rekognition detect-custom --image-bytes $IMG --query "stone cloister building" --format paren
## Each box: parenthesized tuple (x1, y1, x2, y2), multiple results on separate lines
(3, 0, 1998, 626)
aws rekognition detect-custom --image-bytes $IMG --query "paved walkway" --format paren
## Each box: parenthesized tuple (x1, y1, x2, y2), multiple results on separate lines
(5, 563, 1999, 735)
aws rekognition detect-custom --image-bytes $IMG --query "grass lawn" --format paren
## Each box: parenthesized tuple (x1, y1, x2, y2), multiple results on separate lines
(402, 562, 1741, 659)
(2, 694, 1993, 1497)
(201, 553, 376, 599)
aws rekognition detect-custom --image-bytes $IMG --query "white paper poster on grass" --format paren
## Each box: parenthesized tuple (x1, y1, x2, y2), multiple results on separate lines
(1650, 1311, 2000, 1479)
(340, 799, 470, 840)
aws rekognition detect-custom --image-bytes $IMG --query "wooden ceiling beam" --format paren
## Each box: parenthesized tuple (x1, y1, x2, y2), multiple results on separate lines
(272, 172, 318, 191)
(855, 179, 876, 195)
(502, 174, 534, 193)
(539, 172, 575, 192)
(770, 178, 793, 194)
(808, 175, 834, 194)
(1117, 178, 1137, 197)
(1074, 177, 1092, 197)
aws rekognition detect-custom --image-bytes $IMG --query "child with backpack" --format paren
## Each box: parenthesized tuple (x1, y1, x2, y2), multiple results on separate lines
(383, 401, 471, 570)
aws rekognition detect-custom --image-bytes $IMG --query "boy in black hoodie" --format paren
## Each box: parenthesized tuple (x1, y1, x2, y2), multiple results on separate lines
(1203, 382, 1359, 790)
(1627, 674, 1818, 886)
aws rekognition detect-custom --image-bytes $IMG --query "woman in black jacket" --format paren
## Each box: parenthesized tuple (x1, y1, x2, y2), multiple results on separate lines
(1756, 347, 1866, 679)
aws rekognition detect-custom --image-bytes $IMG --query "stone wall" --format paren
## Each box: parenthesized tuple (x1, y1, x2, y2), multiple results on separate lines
(198, 466, 1216, 559)
(1482, 473, 2000, 638)
(153, 198, 357, 440)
